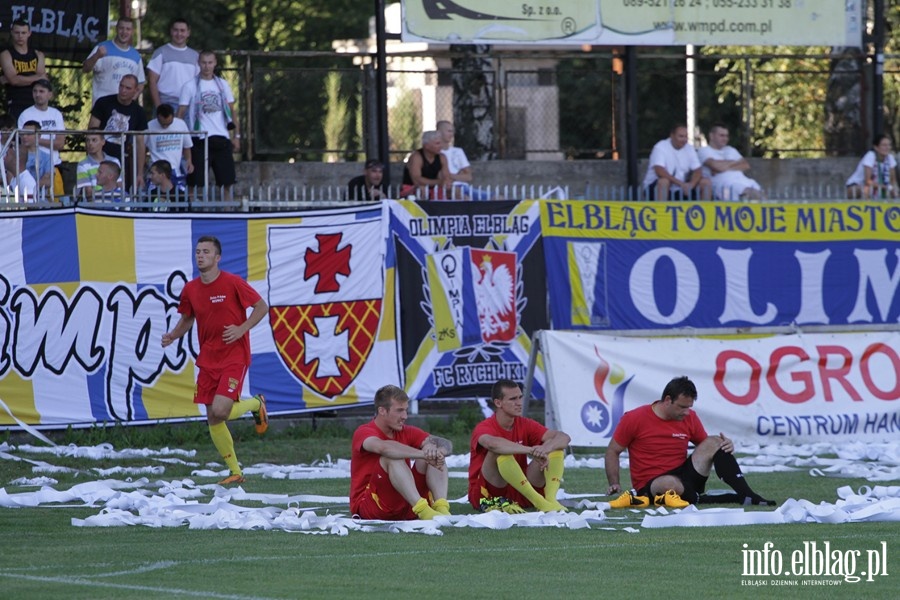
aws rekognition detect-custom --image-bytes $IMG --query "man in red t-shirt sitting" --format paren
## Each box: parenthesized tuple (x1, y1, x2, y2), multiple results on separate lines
(350, 385, 452, 520)
(468, 378, 571, 513)
(605, 375, 774, 508)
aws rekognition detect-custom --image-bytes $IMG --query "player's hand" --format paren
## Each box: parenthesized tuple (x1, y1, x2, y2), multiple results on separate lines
(607, 483, 621, 495)
(96, 45, 108, 58)
(718, 432, 734, 453)
(161, 332, 173, 347)
(222, 324, 244, 344)
(422, 444, 445, 470)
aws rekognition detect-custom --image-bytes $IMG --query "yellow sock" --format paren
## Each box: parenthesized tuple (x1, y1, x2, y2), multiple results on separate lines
(431, 498, 451, 516)
(209, 422, 241, 475)
(412, 497, 440, 520)
(496, 454, 556, 512)
(544, 450, 565, 501)
(228, 397, 260, 420)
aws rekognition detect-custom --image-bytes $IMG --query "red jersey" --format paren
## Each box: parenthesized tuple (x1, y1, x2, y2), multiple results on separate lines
(350, 420, 428, 514)
(467, 414, 547, 506)
(178, 271, 262, 369)
(612, 403, 708, 491)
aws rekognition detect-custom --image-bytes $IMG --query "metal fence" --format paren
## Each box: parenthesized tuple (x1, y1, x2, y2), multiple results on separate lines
(33, 49, 900, 163)
(3, 183, 885, 212)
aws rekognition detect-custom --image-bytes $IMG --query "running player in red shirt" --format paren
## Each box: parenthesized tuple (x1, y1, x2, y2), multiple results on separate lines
(162, 235, 269, 485)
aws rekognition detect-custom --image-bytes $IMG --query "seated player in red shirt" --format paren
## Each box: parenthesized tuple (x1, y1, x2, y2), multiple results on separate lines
(468, 378, 570, 513)
(350, 385, 452, 520)
(605, 375, 775, 508)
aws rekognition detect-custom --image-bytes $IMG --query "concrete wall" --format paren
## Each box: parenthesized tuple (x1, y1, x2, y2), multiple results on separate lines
(234, 157, 862, 196)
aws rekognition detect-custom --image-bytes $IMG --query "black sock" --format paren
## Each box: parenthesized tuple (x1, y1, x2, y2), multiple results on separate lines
(713, 450, 773, 504)
(698, 492, 741, 504)
(699, 493, 776, 506)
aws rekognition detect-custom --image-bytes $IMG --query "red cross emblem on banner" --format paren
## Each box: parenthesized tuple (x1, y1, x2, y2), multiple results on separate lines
(268, 229, 382, 398)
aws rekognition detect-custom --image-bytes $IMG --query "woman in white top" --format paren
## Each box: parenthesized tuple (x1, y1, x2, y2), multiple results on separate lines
(846, 134, 898, 199)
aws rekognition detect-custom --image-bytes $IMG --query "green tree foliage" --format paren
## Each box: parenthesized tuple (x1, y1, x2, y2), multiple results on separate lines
(882, 3, 900, 146)
(558, 57, 614, 159)
(389, 85, 421, 154)
(139, 0, 368, 53)
(701, 46, 830, 158)
(558, 49, 732, 158)
(137, 0, 369, 160)
(322, 72, 350, 162)
(703, 4, 900, 158)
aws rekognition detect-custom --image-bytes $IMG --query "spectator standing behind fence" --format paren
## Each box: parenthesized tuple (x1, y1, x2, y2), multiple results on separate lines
(178, 50, 240, 199)
(400, 130, 451, 199)
(89, 74, 147, 192)
(147, 18, 199, 111)
(846, 134, 899, 200)
(0, 20, 47, 120)
(146, 104, 193, 185)
(696, 123, 763, 200)
(82, 17, 145, 107)
(76, 133, 121, 200)
(642, 124, 712, 201)
(436, 120, 489, 200)
(347, 158, 387, 200)
(17, 79, 66, 197)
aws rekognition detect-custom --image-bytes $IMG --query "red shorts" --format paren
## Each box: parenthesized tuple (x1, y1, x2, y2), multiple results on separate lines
(355, 461, 428, 520)
(193, 364, 247, 405)
(469, 472, 545, 510)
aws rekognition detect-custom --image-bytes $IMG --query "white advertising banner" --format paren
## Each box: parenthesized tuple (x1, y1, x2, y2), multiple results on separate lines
(402, 0, 861, 47)
(541, 330, 900, 446)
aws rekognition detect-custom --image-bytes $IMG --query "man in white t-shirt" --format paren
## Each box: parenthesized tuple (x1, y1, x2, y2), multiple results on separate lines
(147, 18, 199, 110)
(177, 50, 240, 198)
(146, 104, 193, 184)
(642, 124, 711, 201)
(436, 120, 489, 200)
(696, 123, 763, 200)
(82, 17, 145, 106)
(17, 78, 66, 196)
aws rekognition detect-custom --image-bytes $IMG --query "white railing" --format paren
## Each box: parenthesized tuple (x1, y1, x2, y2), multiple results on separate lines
(1, 128, 213, 204)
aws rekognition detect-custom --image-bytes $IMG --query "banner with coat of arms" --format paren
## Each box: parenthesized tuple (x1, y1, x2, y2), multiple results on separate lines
(390, 200, 548, 399)
(0, 206, 400, 427)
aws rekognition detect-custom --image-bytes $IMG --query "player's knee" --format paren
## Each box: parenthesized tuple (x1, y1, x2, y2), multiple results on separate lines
(208, 407, 229, 422)
(650, 475, 683, 495)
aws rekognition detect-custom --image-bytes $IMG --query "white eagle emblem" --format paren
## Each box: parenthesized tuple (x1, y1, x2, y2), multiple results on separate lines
(473, 254, 514, 338)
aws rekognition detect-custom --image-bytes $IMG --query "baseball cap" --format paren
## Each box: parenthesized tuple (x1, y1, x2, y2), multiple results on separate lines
(364, 158, 384, 170)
